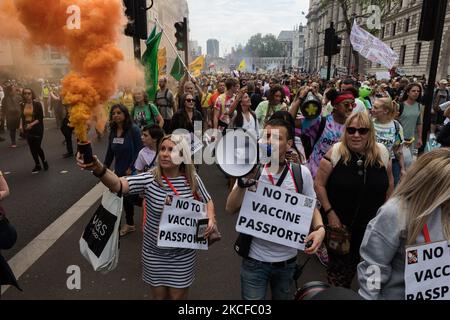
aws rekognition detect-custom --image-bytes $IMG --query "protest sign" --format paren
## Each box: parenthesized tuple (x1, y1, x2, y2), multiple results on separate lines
(236, 182, 316, 251)
(405, 240, 450, 300)
(376, 71, 391, 80)
(157, 195, 208, 250)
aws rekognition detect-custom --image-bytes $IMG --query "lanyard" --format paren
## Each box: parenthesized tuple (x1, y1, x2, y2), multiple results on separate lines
(423, 224, 431, 244)
(264, 163, 297, 192)
(163, 175, 200, 201)
(163, 175, 180, 196)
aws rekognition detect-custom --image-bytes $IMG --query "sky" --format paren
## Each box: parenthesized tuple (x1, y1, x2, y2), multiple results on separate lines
(188, 0, 309, 57)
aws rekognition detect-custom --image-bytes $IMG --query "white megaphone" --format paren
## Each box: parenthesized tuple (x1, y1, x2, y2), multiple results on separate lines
(215, 129, 273, 178)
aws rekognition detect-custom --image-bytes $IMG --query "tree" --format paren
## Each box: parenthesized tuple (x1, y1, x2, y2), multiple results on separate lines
(245, 33, 284, 57)
(320, 0, 402, 74)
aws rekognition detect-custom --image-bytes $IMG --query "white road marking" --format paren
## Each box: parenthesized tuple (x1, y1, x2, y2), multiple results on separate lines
(1, 183, 105, 295)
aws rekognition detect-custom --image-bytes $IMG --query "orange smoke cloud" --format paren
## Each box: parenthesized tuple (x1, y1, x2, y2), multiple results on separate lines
(13, 0, 125, 142)
(0, 0, 28, 39)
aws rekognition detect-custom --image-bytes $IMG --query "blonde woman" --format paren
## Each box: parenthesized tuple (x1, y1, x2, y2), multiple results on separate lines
(358, 148, 450, 300)
(315, 112, 393, 288)
(78, 134, 216, 300)
(371, 98, 406, 185)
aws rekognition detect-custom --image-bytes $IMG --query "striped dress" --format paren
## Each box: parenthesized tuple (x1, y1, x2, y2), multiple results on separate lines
(126, 172, 211, 288)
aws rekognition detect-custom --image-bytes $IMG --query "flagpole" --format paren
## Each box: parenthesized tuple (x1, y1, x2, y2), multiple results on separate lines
(154, 18, 193, 78)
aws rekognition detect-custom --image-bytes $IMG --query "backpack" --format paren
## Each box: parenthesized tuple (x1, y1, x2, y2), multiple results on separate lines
(234, 163, 304, 258)
(300, 116, 327, 160)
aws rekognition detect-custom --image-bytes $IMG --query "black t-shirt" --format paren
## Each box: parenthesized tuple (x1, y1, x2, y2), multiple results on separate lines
(325, 153, 389, 251)
(171, 109, 203, 133)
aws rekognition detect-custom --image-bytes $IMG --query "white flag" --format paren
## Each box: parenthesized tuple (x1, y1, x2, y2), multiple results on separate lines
(350, 22, 398, 69)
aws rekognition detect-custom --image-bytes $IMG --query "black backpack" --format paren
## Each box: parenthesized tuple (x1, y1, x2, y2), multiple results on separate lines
(301, 116, 327, 160)
(234, 163, 304, 258)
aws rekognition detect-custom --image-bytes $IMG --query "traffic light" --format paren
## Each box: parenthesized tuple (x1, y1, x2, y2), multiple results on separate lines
(333, 35, 342, 55)
(324, 26, 335, 57)
(174, 21, 187, 51)
(123, 0, 148, 40)
(124, 0, 135, 38)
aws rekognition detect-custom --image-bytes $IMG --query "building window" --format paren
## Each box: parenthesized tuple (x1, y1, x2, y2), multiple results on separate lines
(392, 22, 397, 36)
(405, 18, 410, 33)
(399, 45, 406, 65)
(414, 43, 422, 64)
(381, 26, 385, 38)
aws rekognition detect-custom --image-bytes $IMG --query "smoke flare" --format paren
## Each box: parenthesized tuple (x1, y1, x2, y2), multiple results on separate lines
(12, 0, 125, 142)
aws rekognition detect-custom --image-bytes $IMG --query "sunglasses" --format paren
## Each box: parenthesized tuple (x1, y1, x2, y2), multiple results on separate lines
(346, 127, 370, 135)
(185, 99, 195, 103)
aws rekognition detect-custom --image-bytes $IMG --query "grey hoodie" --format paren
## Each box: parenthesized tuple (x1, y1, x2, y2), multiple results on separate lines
(357, 198, 446, 300)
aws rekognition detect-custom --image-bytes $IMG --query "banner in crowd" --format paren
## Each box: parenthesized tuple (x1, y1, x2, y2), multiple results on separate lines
(236, 182, 316, 251)
(376, 71, 391, 80)
(405, 240, 450, 300)
(350, 22, 398, 69)
(158, 195, 208, 250)
(238, 59, 247, 72)
(158, 47, 167, 76)
(189, 55, 205, 78)
(170, 56, 185, 81)
(142, 26, 162, 101)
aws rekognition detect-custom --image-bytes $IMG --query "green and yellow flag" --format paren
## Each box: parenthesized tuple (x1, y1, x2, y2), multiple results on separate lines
(142, 29, 162, 102)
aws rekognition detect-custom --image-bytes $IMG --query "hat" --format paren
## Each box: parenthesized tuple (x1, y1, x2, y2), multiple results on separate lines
(439, 79, 448, 85)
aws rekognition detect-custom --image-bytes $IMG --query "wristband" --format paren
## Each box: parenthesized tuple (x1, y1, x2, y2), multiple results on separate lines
(237, 178, 256, 189)
(324, 208, 334, 215)
(93, 166, 107, 178)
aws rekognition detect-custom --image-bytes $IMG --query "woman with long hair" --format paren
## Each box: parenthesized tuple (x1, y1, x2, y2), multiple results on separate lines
(358, 148, 450, 300)
(20, 88, 49, 173)
(230, 92, 259, 135)
(131, 88, 164, 130)
(398, 83, 423, 159)
(315, 112, 393, 288)
(372, 98, 406, 186)
(171, 93, 203, 133)
(255, 84, 287, 129)
(78, 134, 216, 300)
(104, 104, 143, 236)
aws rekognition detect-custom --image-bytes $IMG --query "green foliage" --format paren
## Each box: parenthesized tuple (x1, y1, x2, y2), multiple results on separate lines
(245, 33, 284, 57)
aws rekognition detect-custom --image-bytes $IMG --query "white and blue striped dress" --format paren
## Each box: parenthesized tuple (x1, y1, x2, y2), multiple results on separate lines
(126, 172, 211, 288)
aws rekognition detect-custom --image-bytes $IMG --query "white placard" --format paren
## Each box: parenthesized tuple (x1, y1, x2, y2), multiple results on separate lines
(236, 182, 316, 251)
(157, 195, 208, 250)
(405, 241, 450, 300)
(376, 71, 391, 80)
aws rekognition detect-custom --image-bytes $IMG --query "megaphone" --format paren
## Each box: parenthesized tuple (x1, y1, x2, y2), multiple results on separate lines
(300, 91, 322, 119)
(215, 129, 273, 178)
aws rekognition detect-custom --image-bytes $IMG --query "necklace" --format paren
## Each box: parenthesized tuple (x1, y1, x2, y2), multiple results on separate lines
(355, 153, 365, 176)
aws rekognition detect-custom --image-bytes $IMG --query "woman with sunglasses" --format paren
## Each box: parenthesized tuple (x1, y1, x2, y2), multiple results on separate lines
(314, 112, 393, 288)
(171, 93, 203, 133)
(20, 88, 49, 173)
(78, 134, 215, 300)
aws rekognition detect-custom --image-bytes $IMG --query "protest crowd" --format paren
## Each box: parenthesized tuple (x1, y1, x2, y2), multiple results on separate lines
(1, 68, 450, 301)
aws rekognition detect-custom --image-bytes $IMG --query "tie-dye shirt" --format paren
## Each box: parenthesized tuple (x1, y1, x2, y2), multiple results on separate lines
(302, 114, 345, 178)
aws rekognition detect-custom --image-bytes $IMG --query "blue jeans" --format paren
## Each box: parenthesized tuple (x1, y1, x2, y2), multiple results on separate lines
(392, 158, 401, 187)
(241, 258, 296, 300)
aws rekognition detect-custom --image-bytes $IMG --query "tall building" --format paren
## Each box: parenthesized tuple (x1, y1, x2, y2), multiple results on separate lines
(292, 24, 306, 70)
(304, 0, 450, 79)
(207, 39, 220, 58)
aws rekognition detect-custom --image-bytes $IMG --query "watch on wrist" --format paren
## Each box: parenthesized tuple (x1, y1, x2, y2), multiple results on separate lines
(237, 178, 256, 189)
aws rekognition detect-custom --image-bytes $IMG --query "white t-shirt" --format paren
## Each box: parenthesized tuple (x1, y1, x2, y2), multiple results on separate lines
(248, 164, 316, 263)
(134, 147, 157, 171)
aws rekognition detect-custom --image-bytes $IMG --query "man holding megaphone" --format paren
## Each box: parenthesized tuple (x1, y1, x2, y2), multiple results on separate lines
(226, 118, 326, 300)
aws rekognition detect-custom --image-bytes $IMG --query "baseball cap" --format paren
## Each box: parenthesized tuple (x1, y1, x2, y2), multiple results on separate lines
(439, 79, 448, 85)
